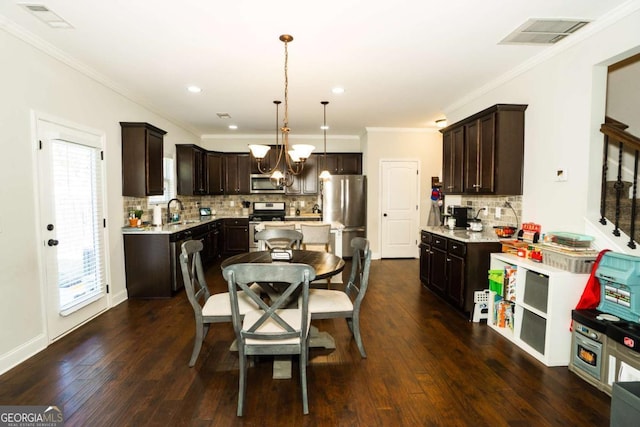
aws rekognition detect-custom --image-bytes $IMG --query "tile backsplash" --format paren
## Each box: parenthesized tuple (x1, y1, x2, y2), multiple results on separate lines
(123, 194, 320, 225)
(460, 195, 522, 229)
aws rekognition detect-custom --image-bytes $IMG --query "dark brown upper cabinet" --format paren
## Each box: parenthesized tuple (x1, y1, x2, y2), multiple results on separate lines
(206, 151, 224, 195)
(250, 145, 280, 174)
(224, 153, 251, 195)
(286, 153, 318, 195)
(322, 153, 362, 175)
(440, 104, 527, 195)
(441, 127, 465, 194)
(121, 122, 166, 197)
(176, 144, 207, 196)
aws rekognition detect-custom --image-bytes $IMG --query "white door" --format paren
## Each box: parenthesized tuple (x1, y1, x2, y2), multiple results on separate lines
(37, 117, 109, 342)
(381, 160, 419, 258)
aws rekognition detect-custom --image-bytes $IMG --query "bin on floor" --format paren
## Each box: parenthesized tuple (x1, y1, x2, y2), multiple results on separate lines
(611, 382, 640, 427)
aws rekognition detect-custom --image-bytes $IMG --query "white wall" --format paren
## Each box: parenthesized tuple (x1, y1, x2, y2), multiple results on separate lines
(0, 28, 199, 374)
(607, 56, 640, 135)
(363, 128, 442, 257)
(445, 5, 640, 236)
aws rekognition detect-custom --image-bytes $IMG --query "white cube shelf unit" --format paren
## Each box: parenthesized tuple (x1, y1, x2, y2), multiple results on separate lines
(488, 253, 589, 367)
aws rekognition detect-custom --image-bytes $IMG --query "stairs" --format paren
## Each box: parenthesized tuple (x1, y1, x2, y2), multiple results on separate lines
(598, 118, 640, 249)
(603, 180, 640, 246)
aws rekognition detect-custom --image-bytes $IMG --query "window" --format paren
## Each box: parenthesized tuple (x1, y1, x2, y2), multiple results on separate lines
(148, 157, 175, 206)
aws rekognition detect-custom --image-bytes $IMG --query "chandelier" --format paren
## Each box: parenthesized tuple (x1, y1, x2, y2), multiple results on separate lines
(248, 34, 315, 187)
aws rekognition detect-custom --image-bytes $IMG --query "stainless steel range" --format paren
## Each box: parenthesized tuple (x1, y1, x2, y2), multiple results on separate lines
(248, 202, 286, 252)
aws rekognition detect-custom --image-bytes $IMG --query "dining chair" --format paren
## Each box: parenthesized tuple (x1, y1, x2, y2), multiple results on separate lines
(255, 228, 303, 250)
(300, 223, 333, 288)
(300, 223, 331, 252)
(307, 237, 371, 358)
(264, 223, 296, 230)
(223, 263, 316, 416)
(179, 240, 259, 367)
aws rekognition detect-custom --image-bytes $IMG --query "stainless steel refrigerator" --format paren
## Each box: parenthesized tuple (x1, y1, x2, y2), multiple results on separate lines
(322, 175, 367, 258)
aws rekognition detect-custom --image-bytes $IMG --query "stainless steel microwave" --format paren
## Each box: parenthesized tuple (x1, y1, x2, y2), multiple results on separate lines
(250, 174, 285, 193)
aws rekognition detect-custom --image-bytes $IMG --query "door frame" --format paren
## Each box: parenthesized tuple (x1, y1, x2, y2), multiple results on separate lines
(32, 111, 112, 343)
(378, 158, 421, 258)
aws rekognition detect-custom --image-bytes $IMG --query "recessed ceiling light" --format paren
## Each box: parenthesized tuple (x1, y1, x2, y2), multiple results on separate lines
(435, 119, 447, 128)
(187, 85, 202, 93)
(228, 125, 238, 130)
(320, 125, 329, 130)
(331, 87, 345, 94)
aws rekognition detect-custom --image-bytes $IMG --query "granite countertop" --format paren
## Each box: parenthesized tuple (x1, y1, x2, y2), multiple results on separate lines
(255, 221, 344, 232)
(421, 225, 501, 243)
(283, 213, 323, 221)
(122, 216, 223, 234)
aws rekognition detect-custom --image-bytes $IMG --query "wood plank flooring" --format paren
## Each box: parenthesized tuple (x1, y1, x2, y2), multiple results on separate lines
(0, 258, 611, 426)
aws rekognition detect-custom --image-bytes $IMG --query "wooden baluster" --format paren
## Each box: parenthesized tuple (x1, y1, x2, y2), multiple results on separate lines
(629, 150, 638, 249)
(599, 134, 609, 225)
(613, 141, 623, 237)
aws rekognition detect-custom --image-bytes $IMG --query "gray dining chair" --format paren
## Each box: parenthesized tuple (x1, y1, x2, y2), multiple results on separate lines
(264, 223, 296, 230)
(223, 263, 316, 416)
(179, 240, 259, 367)
(300, 223, 333, 288)
(255, 228, 303, 250)
(300, 223, 331, 252)
(307, 237, 371, 358)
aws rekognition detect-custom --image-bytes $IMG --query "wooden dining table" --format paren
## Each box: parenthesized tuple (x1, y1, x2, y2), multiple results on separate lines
(221, 249, 345, 280)
(221, 249, 345, 379)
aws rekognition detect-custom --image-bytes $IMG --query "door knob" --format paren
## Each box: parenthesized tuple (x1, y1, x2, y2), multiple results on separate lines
(47, 239, 59, 246)
(383, 213, 387, 217)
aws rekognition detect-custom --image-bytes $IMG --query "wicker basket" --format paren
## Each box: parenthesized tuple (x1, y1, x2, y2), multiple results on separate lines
(541, 248, 597, 273)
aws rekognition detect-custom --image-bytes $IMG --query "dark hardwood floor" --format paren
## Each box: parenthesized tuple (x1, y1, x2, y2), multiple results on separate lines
(0, 258, 611, 426)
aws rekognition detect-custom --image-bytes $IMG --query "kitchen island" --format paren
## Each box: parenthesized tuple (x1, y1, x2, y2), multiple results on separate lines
(122, 216, 237, 298)
(420, 226, 502, 317)
(255, 221, 345, 283)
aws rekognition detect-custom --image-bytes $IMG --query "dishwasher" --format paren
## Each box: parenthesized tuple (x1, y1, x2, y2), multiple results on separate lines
(169, 228, 193, 292)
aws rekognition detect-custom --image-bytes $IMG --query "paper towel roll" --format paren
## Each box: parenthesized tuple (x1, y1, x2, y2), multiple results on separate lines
(152, 205, 163, 226)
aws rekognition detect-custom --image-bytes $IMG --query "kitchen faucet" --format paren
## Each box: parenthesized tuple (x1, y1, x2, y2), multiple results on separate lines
(167, 198, 184, 223)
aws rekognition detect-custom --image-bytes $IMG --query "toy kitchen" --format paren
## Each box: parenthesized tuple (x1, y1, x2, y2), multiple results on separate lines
(569, 251, 640, 396)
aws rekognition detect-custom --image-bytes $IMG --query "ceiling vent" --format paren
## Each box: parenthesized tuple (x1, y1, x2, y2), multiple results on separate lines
(500, 19, 589, 45)
(19, 3, 73, 28)
(216, 113, 232, 119)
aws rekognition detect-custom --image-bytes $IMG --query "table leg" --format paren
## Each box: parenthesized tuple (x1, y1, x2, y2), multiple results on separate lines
(309, 325, 336, 349)
(273, 357, 292, 379)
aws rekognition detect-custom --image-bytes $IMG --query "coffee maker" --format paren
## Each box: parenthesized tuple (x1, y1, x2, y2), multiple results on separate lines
(447, 205, 472, 229)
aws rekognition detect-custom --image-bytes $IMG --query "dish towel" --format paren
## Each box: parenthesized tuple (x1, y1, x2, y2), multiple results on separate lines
(569, 248, 610, 331)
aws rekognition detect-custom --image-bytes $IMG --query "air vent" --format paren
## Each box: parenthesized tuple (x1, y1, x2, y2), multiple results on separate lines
(216, 113, 232, 119)
(500, 19, 589, 45)
(19, 3, 73, 28)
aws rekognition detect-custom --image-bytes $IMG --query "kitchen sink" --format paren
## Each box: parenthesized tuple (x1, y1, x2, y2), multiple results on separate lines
(168, 219, 201, 227)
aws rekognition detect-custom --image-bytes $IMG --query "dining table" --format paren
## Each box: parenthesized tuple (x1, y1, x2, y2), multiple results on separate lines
(221, 249, 345, 280)
(221, 249, 345, 379)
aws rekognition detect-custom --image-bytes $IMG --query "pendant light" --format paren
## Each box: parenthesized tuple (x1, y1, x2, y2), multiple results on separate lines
(319, 101, 331, 181)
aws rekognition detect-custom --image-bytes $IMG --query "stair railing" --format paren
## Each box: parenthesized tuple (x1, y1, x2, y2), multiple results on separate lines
(600, 117, 640, 249)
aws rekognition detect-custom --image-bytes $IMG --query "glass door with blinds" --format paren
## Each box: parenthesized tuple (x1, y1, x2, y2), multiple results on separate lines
(37, 117, 109, 342)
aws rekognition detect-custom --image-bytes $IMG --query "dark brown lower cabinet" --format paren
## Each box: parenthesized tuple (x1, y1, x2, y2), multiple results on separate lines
(222, 218, 249, 255)
(124, 220, 223, 298)
(124, 233, 172, 298)
(419, 230, 501, 316)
